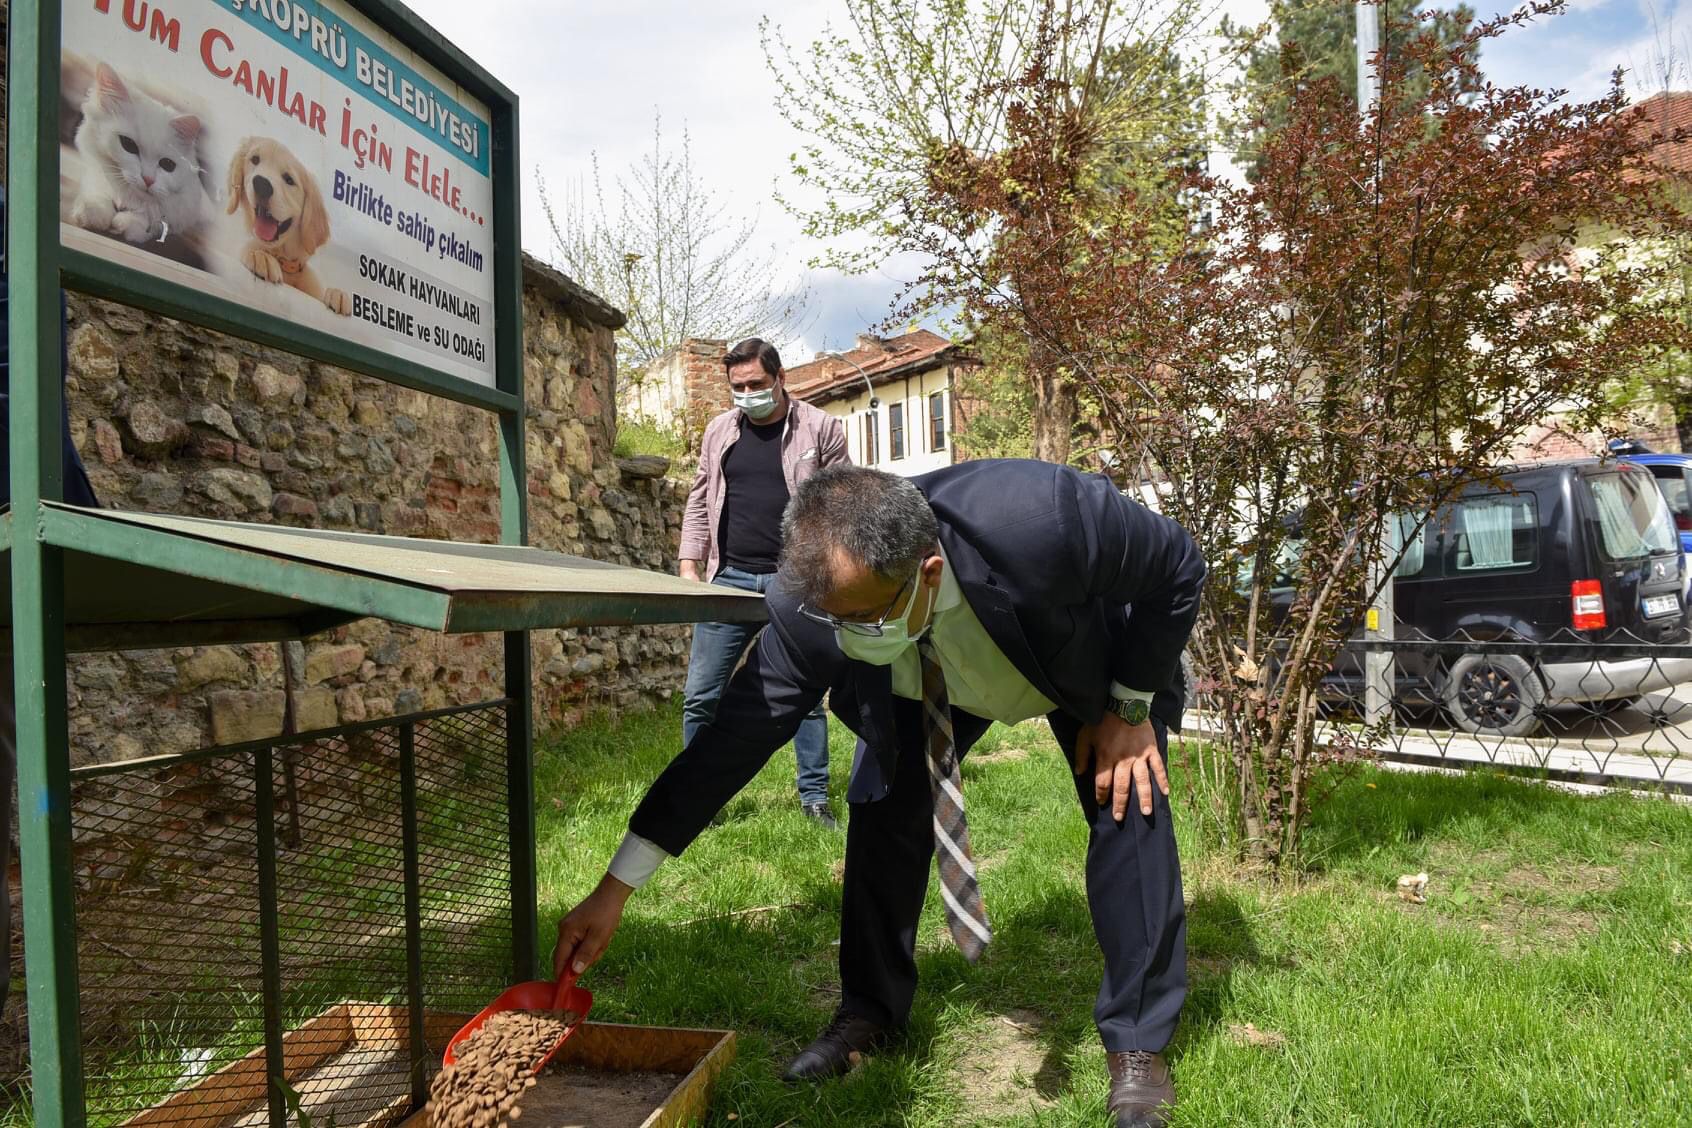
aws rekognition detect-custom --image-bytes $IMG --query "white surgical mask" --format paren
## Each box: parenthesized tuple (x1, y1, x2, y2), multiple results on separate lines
(835, 579, 931, 665)
(732, 385, 780, 420)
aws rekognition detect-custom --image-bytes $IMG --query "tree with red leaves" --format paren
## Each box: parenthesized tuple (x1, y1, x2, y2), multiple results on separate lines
(921, 2, 1691, 862)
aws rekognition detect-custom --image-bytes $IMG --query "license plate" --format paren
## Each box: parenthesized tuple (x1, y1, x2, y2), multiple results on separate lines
(1643, 593, 1681, 618)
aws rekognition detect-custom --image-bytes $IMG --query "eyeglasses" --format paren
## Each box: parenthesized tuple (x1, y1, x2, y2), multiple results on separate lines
(799, 570, 919, 637)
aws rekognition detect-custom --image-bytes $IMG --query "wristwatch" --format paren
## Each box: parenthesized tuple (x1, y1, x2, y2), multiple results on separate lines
(1107, 686, 1153, 726)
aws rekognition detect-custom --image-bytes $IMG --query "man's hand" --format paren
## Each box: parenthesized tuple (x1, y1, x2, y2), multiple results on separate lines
(1073, 711, 1168, 821)
(552, 874, 633, 979)
(679, 559, 703, 584)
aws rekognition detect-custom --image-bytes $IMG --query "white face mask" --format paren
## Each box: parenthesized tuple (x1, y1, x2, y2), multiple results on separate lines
(732, 385, 780, 420)
(835, 577, 931, 665)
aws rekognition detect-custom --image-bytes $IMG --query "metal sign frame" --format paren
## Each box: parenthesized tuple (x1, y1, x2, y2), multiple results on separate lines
(7, 3, 529, 1123)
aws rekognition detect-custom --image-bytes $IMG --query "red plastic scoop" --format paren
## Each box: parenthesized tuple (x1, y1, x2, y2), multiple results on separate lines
(443, 974, 593, 1073)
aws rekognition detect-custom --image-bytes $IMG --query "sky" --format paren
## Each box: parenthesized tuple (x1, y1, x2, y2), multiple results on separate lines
(401, 0, 1692, 364)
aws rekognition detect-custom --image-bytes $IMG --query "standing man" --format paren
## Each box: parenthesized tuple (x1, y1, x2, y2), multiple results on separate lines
(557, 461, 1206, 1128)
(678, 338, 849, 827)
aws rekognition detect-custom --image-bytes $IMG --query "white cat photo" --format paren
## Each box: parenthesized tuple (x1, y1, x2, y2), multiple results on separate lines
(70, 62, 207, 247)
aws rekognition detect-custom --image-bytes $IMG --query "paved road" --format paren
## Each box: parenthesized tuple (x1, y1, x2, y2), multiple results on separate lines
(1541, 680, 1692, 756)
(1190, 677, 1692, 790)
(1378, 680, 1692, 789)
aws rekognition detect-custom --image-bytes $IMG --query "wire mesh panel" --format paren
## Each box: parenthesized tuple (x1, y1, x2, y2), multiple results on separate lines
(267, 725, 411, 1128)
(69, 752, 266, 1127)
(414, 709, 514, 1019)
(50, 701, 514, 1128)
(1187, 629, 1692, 792)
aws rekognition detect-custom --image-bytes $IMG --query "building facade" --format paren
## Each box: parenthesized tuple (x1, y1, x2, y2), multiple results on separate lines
(787, 331, 978, 477)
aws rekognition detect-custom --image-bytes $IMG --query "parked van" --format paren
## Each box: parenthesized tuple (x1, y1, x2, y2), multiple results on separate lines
(1298, 460, 1692, 736)
(1622, 451, 1692, 597)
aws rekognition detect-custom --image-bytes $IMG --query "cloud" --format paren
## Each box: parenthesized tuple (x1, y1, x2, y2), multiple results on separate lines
(1476, 1, 1684, 102)
(400, 0, 1675, 370)
(402, 0, 909, 341)
(404, 0, 833, 260)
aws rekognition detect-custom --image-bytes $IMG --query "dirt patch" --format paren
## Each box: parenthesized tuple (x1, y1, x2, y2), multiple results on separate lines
(1189, 954, 1234, 978)
(970, 746, 1030, 766)
(952, 1010, 1057, 1116)
(1225, 1022, 1287, 1051)
(1398, 849, 1618, 954)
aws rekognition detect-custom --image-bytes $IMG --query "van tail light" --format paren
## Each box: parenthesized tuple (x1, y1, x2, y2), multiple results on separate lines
(1572, 580, 1607, 630)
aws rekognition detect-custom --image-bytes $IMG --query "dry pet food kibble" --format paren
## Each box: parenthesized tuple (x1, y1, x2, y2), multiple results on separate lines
(430, 1010, 578, 1128)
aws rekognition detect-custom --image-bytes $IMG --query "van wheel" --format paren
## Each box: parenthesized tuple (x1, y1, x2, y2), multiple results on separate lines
(1442, 654, 1545, 737)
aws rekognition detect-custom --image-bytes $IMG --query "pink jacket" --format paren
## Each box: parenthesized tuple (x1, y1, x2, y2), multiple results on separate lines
(681, 398, 851, 580)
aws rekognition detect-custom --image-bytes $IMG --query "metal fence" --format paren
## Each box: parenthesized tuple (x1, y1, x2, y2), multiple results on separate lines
(1189, 629, 1692, 794)
(6, 700, 515, 1128)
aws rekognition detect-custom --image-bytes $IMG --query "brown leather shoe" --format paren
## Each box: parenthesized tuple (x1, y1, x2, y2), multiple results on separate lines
(781, 1009, 891, 1082)
(1107, 1050, 1175, 1127)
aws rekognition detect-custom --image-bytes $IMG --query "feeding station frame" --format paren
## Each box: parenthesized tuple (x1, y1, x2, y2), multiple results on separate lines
(4, 2, 762, 1124)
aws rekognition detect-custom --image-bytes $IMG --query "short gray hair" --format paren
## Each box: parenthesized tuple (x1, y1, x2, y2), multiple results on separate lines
(780, 465, 938, 605)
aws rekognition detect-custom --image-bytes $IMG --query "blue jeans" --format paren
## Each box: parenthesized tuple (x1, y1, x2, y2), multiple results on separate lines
(682, 566, 830, 804)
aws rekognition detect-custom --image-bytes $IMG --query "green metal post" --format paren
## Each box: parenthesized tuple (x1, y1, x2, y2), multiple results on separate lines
(398, 722, 429, 1109)
(254, 747, 287, 1128)
(490, 95, 536, 980)
(7, 2, 87, 1125)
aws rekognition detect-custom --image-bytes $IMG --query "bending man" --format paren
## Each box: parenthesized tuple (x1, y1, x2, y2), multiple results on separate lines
(556, 461, 1205, 1127)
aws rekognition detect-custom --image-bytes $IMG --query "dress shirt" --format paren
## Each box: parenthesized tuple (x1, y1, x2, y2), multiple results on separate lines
(608, 551, 1154, 888)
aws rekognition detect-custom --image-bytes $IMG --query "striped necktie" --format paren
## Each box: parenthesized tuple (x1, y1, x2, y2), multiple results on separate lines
(917, 634, 991, 962)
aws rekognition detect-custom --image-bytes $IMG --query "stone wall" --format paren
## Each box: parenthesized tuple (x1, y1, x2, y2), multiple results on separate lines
(57, 257, 692, 766)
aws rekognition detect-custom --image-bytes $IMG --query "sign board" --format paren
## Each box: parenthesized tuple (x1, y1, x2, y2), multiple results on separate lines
(59, 0, 497, 388)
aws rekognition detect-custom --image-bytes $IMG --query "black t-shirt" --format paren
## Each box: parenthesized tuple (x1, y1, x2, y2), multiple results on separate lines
(718, 416, 789, 574)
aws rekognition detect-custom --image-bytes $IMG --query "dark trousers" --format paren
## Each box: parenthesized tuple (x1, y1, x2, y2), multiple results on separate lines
(838, 702, 1187, 1052)
(682, 567, 830, 805)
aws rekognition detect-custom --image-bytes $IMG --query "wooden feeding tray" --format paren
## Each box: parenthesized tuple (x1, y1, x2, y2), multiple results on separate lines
(121, 1003, 735, 1128)
(401, 1020, 737, 1128)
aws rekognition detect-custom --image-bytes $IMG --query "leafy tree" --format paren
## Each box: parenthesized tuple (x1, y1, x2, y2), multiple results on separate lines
(922, 2, 1692, 863)
(540, 113, 807, 385)
(951, 327, 1037, 461)
(1610, 193, 1692, 453)
(765, 0, 1212, 462)
(1606, 13, 1692, 451)
(1222, 0, 1479, 178)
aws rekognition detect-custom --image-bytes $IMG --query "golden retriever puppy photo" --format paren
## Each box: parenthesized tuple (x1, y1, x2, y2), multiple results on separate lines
(226, 136, 350, 316)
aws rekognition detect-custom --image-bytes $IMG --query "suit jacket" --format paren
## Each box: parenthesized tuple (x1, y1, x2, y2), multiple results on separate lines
(631, 459, 1206, 856)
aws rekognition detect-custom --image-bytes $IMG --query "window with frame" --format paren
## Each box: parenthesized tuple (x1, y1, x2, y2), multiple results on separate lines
(862, 410, 880, 465)
(1451, 494, 1538, 571)
(1651, 467, 1692, 533)
(1584, 472, 1677, 559)
(890, 401, 906, 460)
(1390, 511, 1430, 578)
(929, 391, 947, 451)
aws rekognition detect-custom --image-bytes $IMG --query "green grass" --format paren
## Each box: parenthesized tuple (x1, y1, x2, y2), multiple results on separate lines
(611, 418, 689, 466)
(534, 703, 1692, 1126)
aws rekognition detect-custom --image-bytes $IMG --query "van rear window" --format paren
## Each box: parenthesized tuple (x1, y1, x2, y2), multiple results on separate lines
(1452, 495, 1537, 571)
(1583, 472, 1678, 560)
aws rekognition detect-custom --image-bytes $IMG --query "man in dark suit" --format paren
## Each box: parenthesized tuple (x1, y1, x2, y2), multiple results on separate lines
(554, 461, 1206, 1127)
